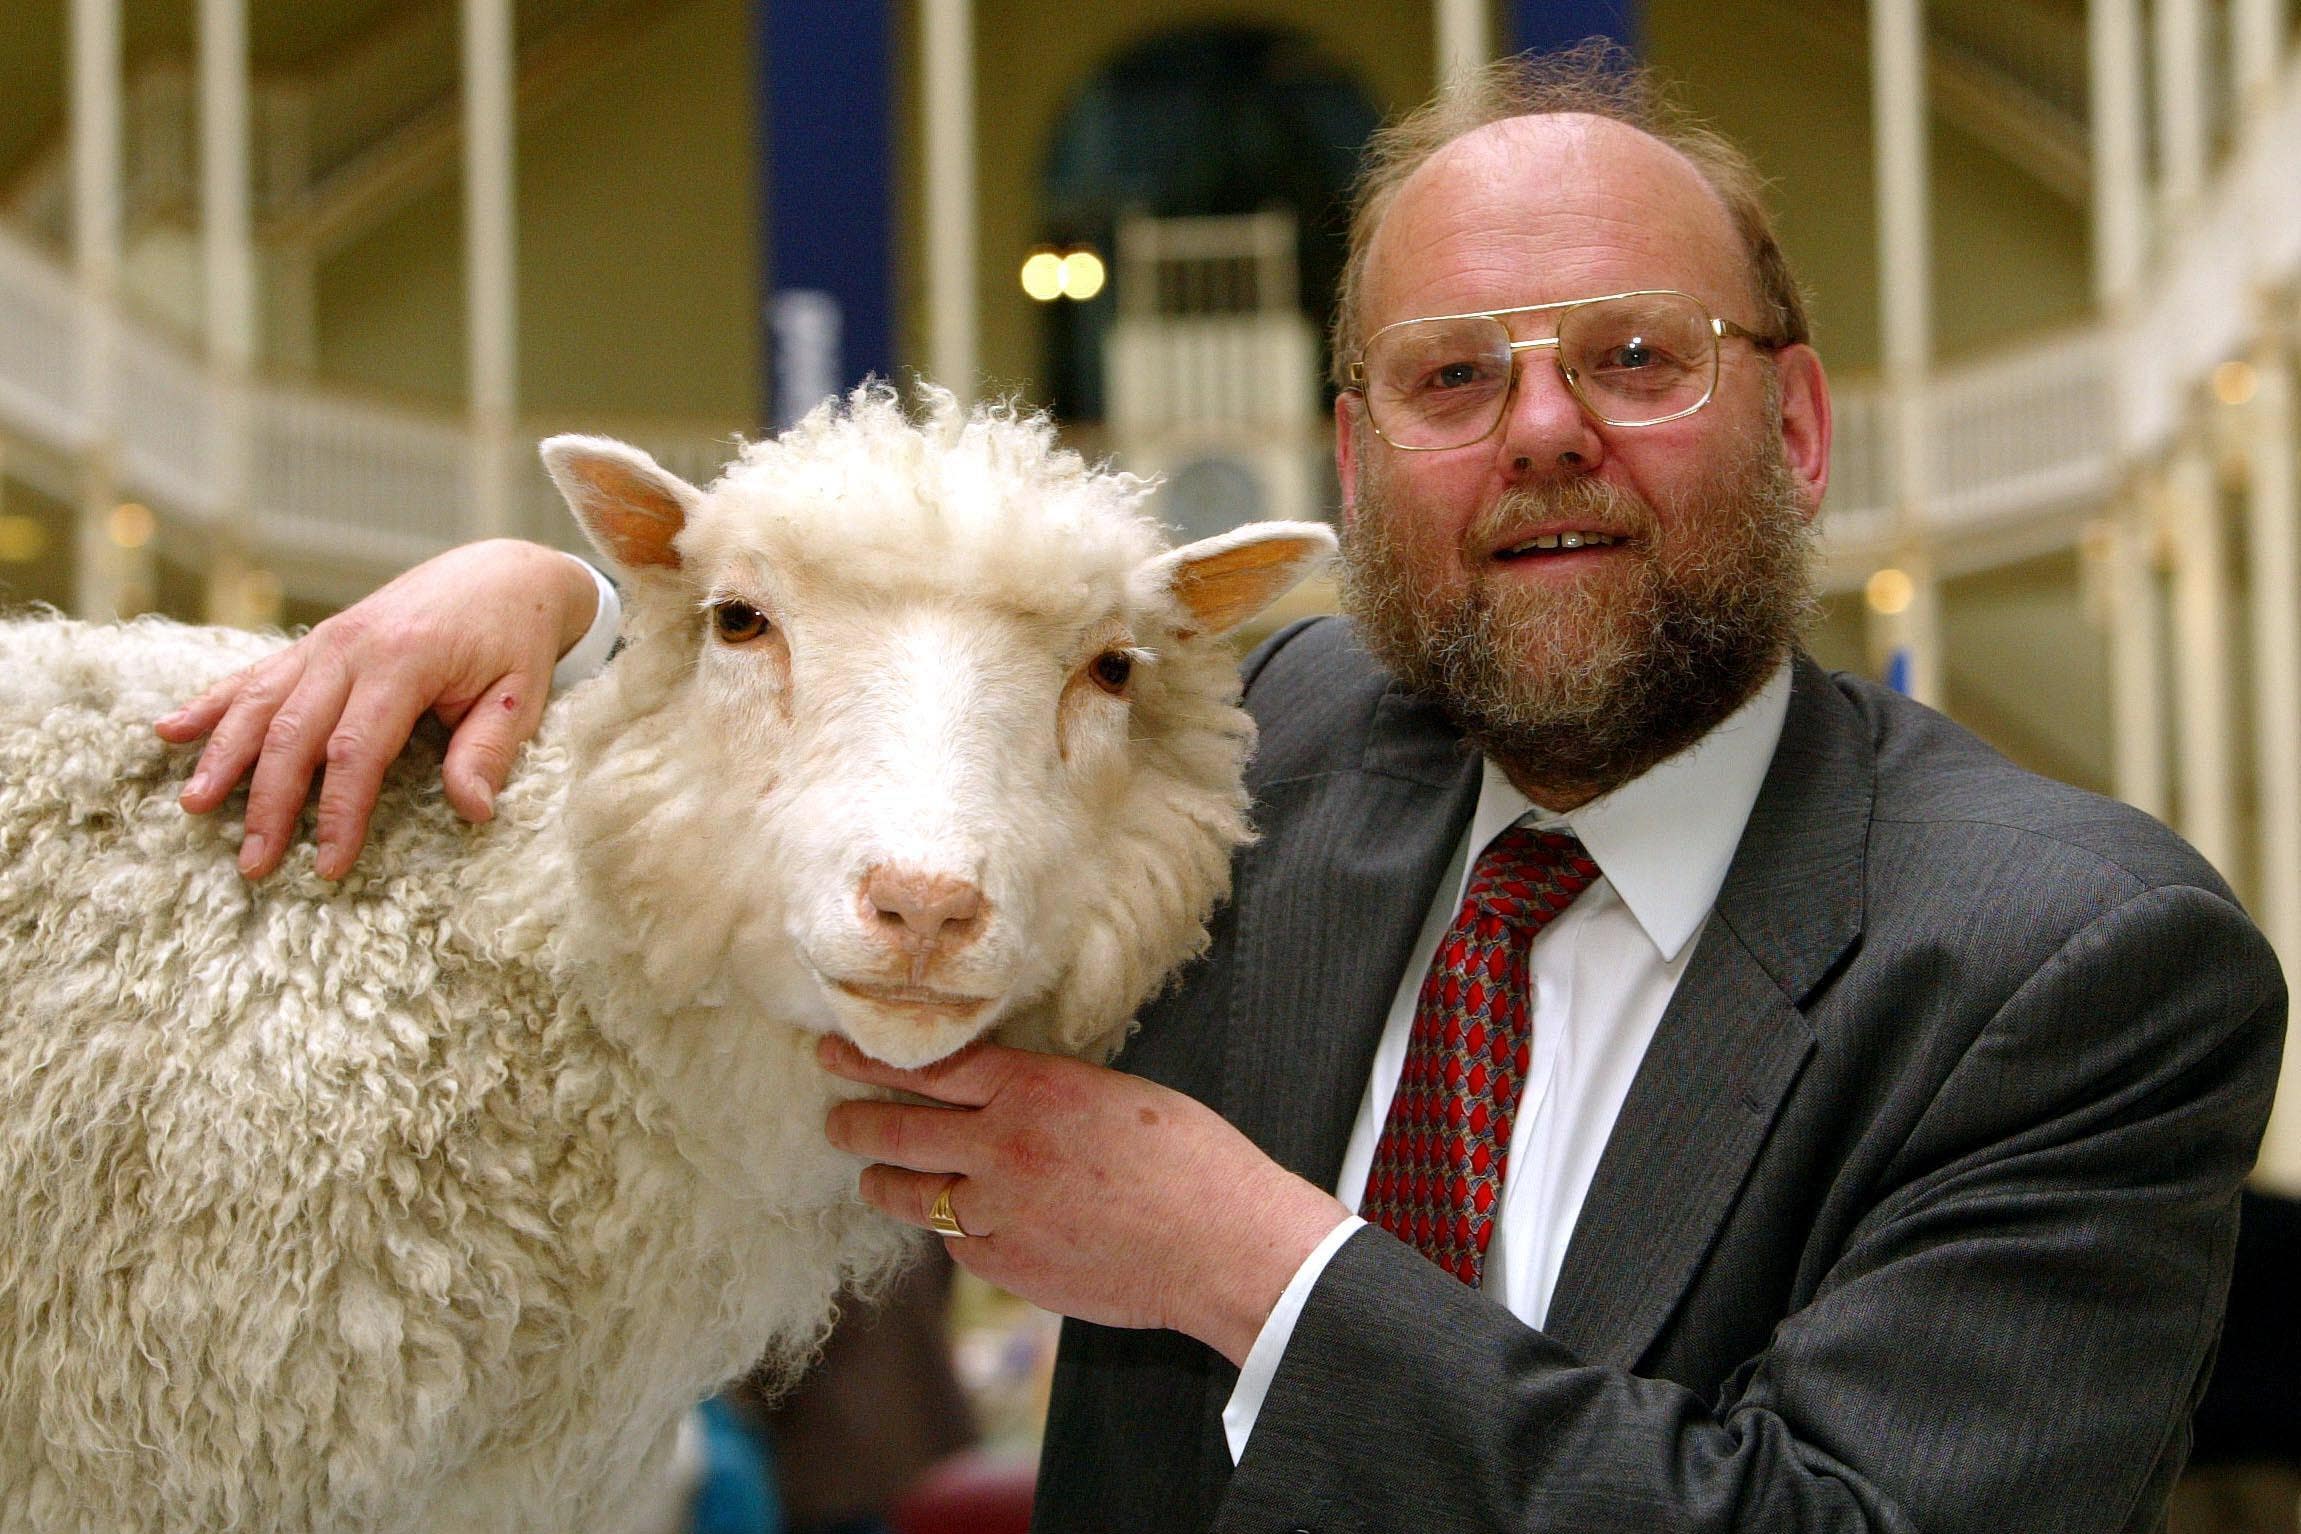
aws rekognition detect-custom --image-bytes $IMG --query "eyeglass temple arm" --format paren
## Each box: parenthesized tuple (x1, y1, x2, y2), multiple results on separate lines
(1715, 316, 1787, 349)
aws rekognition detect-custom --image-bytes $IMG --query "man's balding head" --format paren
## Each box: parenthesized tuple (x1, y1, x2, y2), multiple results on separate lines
(1330, 43, 1809, 386)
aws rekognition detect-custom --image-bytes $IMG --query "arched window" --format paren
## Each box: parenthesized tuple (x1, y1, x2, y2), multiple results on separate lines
(1038, 25, 1379, 421)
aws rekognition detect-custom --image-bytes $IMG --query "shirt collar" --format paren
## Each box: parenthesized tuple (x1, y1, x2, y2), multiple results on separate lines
(1462, 658, 1794, 963)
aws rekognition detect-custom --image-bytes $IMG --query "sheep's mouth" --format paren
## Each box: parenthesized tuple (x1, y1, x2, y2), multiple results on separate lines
(832, 980, 995, 1015)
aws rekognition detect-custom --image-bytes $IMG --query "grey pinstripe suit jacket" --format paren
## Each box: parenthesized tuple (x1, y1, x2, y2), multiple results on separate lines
(1031, 617, 2286, 1534)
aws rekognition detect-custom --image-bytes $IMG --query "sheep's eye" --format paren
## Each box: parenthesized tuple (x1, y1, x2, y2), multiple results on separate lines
(712, 599, 770, 643)
(1088, 649, 1134, 696)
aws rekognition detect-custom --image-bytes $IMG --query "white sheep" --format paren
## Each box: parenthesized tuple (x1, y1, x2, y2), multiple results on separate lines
(0, 386, 1333, 1534)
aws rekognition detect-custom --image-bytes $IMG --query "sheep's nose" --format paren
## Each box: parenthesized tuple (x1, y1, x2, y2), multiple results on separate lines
(862, 864, 985, 950)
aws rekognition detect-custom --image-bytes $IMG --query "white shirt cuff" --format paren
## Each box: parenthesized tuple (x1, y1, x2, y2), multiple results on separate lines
(550, 554, 622, 691)
(1220, 1214, 1365, 1464)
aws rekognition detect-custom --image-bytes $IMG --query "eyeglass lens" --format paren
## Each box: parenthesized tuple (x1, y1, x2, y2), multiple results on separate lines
(1363, 292, 1720, 447)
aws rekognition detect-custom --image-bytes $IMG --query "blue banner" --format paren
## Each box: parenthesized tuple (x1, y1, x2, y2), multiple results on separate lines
(757, 2, 894, 428)
(1510, 0, 1639, 56)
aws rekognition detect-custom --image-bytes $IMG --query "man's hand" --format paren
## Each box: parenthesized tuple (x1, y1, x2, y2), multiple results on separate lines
(820, 1035, 1351, 1365)
(156, 539, 601, 881)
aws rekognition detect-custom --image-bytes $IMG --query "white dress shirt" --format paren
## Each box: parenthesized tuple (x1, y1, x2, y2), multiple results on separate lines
(1220, 660, 1793, 1460)
(552, 554, 624, 691)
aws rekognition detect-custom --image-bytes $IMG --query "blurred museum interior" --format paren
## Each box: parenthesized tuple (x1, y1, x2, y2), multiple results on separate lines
(1, 2, 2299, 1474)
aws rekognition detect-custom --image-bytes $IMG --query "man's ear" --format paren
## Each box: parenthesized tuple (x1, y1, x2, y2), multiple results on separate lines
(1774, 345, 1832, 521)
(1333, 391, 1362, 523)
(540, 435, 705, 579)
(1141, 521, 1338, 640)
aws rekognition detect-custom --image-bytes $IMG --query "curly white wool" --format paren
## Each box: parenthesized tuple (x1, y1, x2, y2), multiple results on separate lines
(0, 385, 1332, 1534)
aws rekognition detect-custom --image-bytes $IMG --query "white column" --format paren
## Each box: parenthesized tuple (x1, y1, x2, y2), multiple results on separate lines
(2087, 0, 2148, 311)
(2088, 0, 2170, 821)
(2270, 304, 2301, 1198)
(1870, 0, 1939, 706)
(1436, 0, 1490, 87)
(200, 0, 268, 626)
(921, 0, 977, 403)
(2231, 0, 2284, 121)
(463, 0, 519, 540)
(2245, 338, 2301, 976)
(2165, 445, 2237, 875)
(69, 0, 120, 371)
(70, 0, 142, 620)
(2152, 0, 2207, 212)
(199, 0, 254, 381)
(2105, 498, 2169, 819)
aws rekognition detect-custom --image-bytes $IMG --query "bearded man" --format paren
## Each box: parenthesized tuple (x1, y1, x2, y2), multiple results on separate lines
(165, 50, 2282, 1534)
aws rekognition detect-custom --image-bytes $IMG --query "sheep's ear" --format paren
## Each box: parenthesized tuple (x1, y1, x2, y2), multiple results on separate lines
(1145, 521, 1337, 638)
(541, 435, 704, 577)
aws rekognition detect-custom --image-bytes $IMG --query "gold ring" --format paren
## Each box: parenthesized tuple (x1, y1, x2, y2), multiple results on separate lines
(927, 1179, 970, 1239)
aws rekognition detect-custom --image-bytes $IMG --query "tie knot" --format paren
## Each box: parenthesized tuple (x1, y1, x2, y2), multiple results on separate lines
(1465, 826, 1598, 933)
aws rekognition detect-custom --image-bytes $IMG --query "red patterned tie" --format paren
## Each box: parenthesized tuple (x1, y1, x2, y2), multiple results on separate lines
(1361, 826, 1600, 1285)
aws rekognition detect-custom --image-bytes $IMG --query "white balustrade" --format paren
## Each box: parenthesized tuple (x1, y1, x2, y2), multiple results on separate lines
(1108, 314, 1319, 437)
(115, 319, 220, 516)
(0, 227, 91, 452)
(250, 384, 471, 567)
(1923, 327, 2116, 527)
(1, 32, 2298, 596)
(1818, 388, 1893, 551)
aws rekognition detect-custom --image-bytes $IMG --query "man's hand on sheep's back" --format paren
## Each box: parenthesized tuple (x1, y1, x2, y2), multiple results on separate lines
(821, 1034, 1353, 1366)
(156, 538, 599, 881)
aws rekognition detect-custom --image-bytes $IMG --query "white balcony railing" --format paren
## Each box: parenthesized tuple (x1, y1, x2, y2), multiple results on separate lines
(252, 386, 474, 565)
(0, 42, 2294, 598)
(0, 227, 92, 456)
(1108, 313, 1322, 436)
(117, 321, 222, 515)
(1924, 325, 2117, 531)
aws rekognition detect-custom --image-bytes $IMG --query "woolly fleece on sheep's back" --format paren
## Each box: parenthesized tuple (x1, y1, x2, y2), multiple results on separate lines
(0, 387, 1333, 1533)
(0, 615, 866, 1534)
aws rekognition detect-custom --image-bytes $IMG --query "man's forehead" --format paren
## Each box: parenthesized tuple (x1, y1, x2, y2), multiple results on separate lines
(1364, 112, 1746, 320)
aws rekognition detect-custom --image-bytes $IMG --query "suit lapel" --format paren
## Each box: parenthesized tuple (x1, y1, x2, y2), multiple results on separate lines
(1545, 656, 1871, 1368)
(1219, 685, 1481, 1188)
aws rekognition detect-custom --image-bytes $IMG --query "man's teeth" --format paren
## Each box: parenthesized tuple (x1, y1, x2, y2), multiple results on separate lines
(1502, 532, 1621, 554)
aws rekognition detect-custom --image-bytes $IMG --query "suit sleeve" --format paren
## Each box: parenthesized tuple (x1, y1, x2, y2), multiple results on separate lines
(1214, 880, 2285, 1534)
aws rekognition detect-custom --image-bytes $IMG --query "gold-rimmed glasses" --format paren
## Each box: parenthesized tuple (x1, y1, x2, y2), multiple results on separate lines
(1347, 289, 1783, 451)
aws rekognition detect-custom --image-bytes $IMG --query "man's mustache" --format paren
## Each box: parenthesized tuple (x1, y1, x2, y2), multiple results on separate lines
(1463, 478, 1661, 560)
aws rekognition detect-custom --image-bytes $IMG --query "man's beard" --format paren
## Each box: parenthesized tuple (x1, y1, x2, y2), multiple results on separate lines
(1339, 432, 1817, 806)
